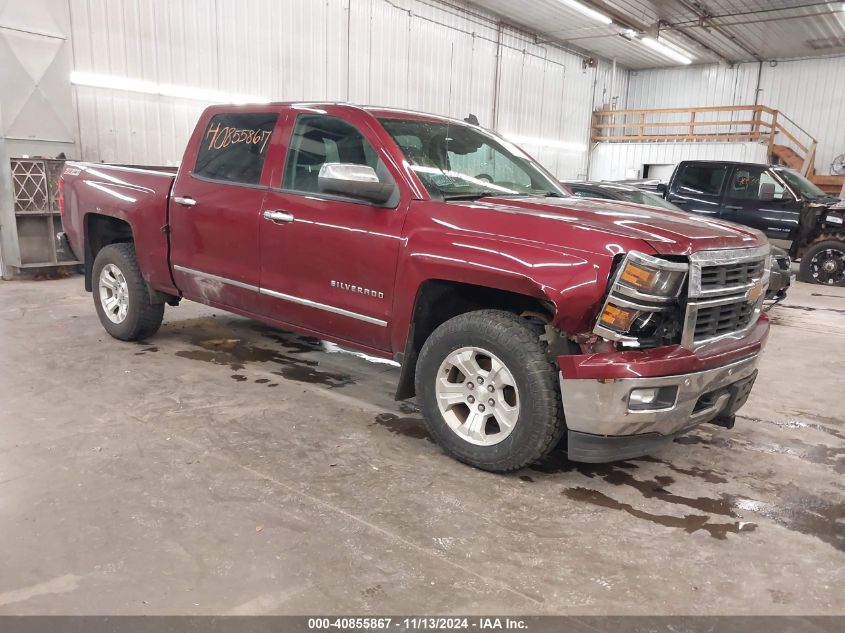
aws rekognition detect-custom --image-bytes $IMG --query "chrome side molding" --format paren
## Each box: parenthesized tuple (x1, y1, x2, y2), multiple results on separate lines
(172, 265, 387, 327)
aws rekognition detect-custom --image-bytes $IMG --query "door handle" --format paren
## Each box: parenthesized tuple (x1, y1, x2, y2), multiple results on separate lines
(173, 196, 197, 207)
(724, 205, 742, 211)
(263, 210, 295, 223)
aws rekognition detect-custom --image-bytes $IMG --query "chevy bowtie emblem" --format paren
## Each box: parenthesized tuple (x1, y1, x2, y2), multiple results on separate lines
(746, 281, 764, 302)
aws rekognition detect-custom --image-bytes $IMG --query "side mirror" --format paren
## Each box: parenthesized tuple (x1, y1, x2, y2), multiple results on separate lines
(655, 183, 668, 198)
(317, 163, 395, 205)
(759, 182, 776, 201)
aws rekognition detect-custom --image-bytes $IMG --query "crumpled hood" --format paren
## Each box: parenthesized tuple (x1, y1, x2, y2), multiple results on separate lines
(470, 195, 767, 255)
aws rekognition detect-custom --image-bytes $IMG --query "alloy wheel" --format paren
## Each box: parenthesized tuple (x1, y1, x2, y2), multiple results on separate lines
(435, 346, 520, 446)
(809, 247, 845, 285)
(99, 263, 130, 323)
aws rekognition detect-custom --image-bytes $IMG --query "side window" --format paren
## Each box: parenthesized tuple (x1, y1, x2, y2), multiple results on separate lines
(676, 164, 727, 196)
(728, 166, 786, 200)
(283, 115, 384, 194)
(194, 112, 278, 185)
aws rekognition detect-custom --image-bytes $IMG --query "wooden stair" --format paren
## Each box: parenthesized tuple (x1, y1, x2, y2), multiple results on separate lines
(771, 144, 804, 170)
(772, 144, 844, 195)
(591, 105, 844, 197)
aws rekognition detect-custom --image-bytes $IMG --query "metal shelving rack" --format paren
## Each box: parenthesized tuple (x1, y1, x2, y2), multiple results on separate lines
(9, 157, 80, 269)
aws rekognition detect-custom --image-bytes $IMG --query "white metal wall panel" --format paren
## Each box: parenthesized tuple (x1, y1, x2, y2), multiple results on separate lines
(68, 0, 629, 177)
(627, 64, 758, 109)
(626, 58, 845, 175)
(589, 142, 769, 182)
(758, 56, 845, 177)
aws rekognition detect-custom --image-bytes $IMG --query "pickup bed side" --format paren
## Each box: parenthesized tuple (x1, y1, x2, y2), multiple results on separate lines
(62, 164, 179, 299)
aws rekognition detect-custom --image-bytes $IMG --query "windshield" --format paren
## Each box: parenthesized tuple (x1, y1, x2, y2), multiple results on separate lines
(378, 117, 567, 200)
(603, 187, 683, 212)
(774, 168, 827, 200)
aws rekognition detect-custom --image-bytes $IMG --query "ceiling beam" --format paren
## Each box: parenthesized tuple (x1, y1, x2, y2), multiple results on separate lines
(675, 0, 764, 62)
(587, 0, 735, 65)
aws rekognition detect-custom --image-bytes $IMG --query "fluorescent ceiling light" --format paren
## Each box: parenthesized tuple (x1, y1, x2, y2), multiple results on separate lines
(640, 37, 693, 64)
(70, 71, 269, 104)
(504, 133, 587, 153)
(657, 35, 696, 59)
(558, 0, 612, 25)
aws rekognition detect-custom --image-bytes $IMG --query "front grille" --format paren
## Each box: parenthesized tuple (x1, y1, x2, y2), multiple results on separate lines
(700, 260, 764, 291)
(694, 300, 756, 340)
(684, 247, 770, 348)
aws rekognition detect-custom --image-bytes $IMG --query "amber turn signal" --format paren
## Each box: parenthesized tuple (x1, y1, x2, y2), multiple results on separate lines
(620, 262, 657, 290)
(599, 303, 639, 331)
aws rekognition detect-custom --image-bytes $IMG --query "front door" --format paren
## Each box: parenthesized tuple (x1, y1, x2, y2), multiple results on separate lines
(169, 110, 279, 311)
(720, 165, 801, 243)
(258, 113, 406, 351)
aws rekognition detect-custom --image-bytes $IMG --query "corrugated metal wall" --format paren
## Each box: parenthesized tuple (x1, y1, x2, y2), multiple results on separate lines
(590, 142, 769, 182)
(625, 57, 845, 176)
(68, 0, 629, 178)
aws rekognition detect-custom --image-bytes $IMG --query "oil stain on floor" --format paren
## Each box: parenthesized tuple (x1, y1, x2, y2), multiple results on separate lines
(172, 318, 354, 388)
(158, 316, 845, 552)
(371, 413, 430, 441)
(527, 428, 845, 550)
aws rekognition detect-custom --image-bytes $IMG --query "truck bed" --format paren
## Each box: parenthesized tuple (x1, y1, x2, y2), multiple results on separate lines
(61, 162, 179, 294)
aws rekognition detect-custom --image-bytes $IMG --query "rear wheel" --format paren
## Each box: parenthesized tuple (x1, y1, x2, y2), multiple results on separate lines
(92, 243, 165, 340)
(798, 239, 845, 286)
(415, 309, 564, 472)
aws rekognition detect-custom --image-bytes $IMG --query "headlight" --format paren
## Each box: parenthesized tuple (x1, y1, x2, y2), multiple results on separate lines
(594, 251, 688, 344)
(616, 252, 687, 298)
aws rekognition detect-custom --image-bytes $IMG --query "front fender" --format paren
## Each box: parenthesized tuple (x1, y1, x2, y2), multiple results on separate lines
(390, 229, 612, 352)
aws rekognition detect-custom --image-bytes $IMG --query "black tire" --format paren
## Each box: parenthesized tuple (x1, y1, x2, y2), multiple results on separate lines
(92, 243, 164, 340)
(415, 309, 564, 472)
(798, 239, 845, 286)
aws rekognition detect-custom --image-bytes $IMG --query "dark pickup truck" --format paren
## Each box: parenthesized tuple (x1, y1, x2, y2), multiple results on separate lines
(663, 160, 845, 285)
(59, 103, 772, 471)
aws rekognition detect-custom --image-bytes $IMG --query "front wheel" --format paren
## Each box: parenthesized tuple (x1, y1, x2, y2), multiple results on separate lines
(798, 239, 845, 286)
(415, 309, 564, 472)
(92, 243, 165, 340)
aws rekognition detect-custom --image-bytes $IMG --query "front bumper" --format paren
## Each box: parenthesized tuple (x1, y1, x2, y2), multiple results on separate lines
(766, 266, 794, 300)
(557, 316, 768, 463)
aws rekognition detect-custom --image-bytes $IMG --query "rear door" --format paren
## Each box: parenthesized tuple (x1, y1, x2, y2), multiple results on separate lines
(257, 111, 407, 351)
(720, 164, 801, 242)
(666, 162, 728, 218)
(169, 110, 280, 311)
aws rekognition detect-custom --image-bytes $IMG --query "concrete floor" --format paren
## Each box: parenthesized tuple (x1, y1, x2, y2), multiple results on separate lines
(0, 276, 843, 615)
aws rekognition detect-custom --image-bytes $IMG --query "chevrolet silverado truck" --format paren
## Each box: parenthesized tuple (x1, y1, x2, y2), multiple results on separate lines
(59, 103, 771, 472)
(662, 160, 845, 285)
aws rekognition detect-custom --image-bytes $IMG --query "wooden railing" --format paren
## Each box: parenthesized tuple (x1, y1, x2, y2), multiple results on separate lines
(591, 105, 819, 177)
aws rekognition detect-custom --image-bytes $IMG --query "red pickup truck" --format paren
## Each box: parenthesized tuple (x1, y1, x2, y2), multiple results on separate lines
(59, 103, 771, 471)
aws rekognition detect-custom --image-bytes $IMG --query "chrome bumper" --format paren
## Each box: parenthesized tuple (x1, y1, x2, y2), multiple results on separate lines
(559, 353, 760, 438)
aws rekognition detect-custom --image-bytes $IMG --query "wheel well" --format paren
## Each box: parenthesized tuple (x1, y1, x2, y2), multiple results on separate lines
(394, 280, 554, 400)
(84, 214, 134, 291)
(794, 232, 845, 260)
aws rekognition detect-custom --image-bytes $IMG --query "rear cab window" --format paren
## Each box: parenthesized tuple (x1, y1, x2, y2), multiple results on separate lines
(194, 112, 278, 185)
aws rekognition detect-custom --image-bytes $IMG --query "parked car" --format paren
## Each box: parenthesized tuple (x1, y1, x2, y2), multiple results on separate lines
(768, 246, 793, 301)
(564, 180, 793, 300)
(663, 160, 845, 285)
(59, 103, 771, 471)
(562, 180, 684, 212)
(610, 178, 663, 192)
